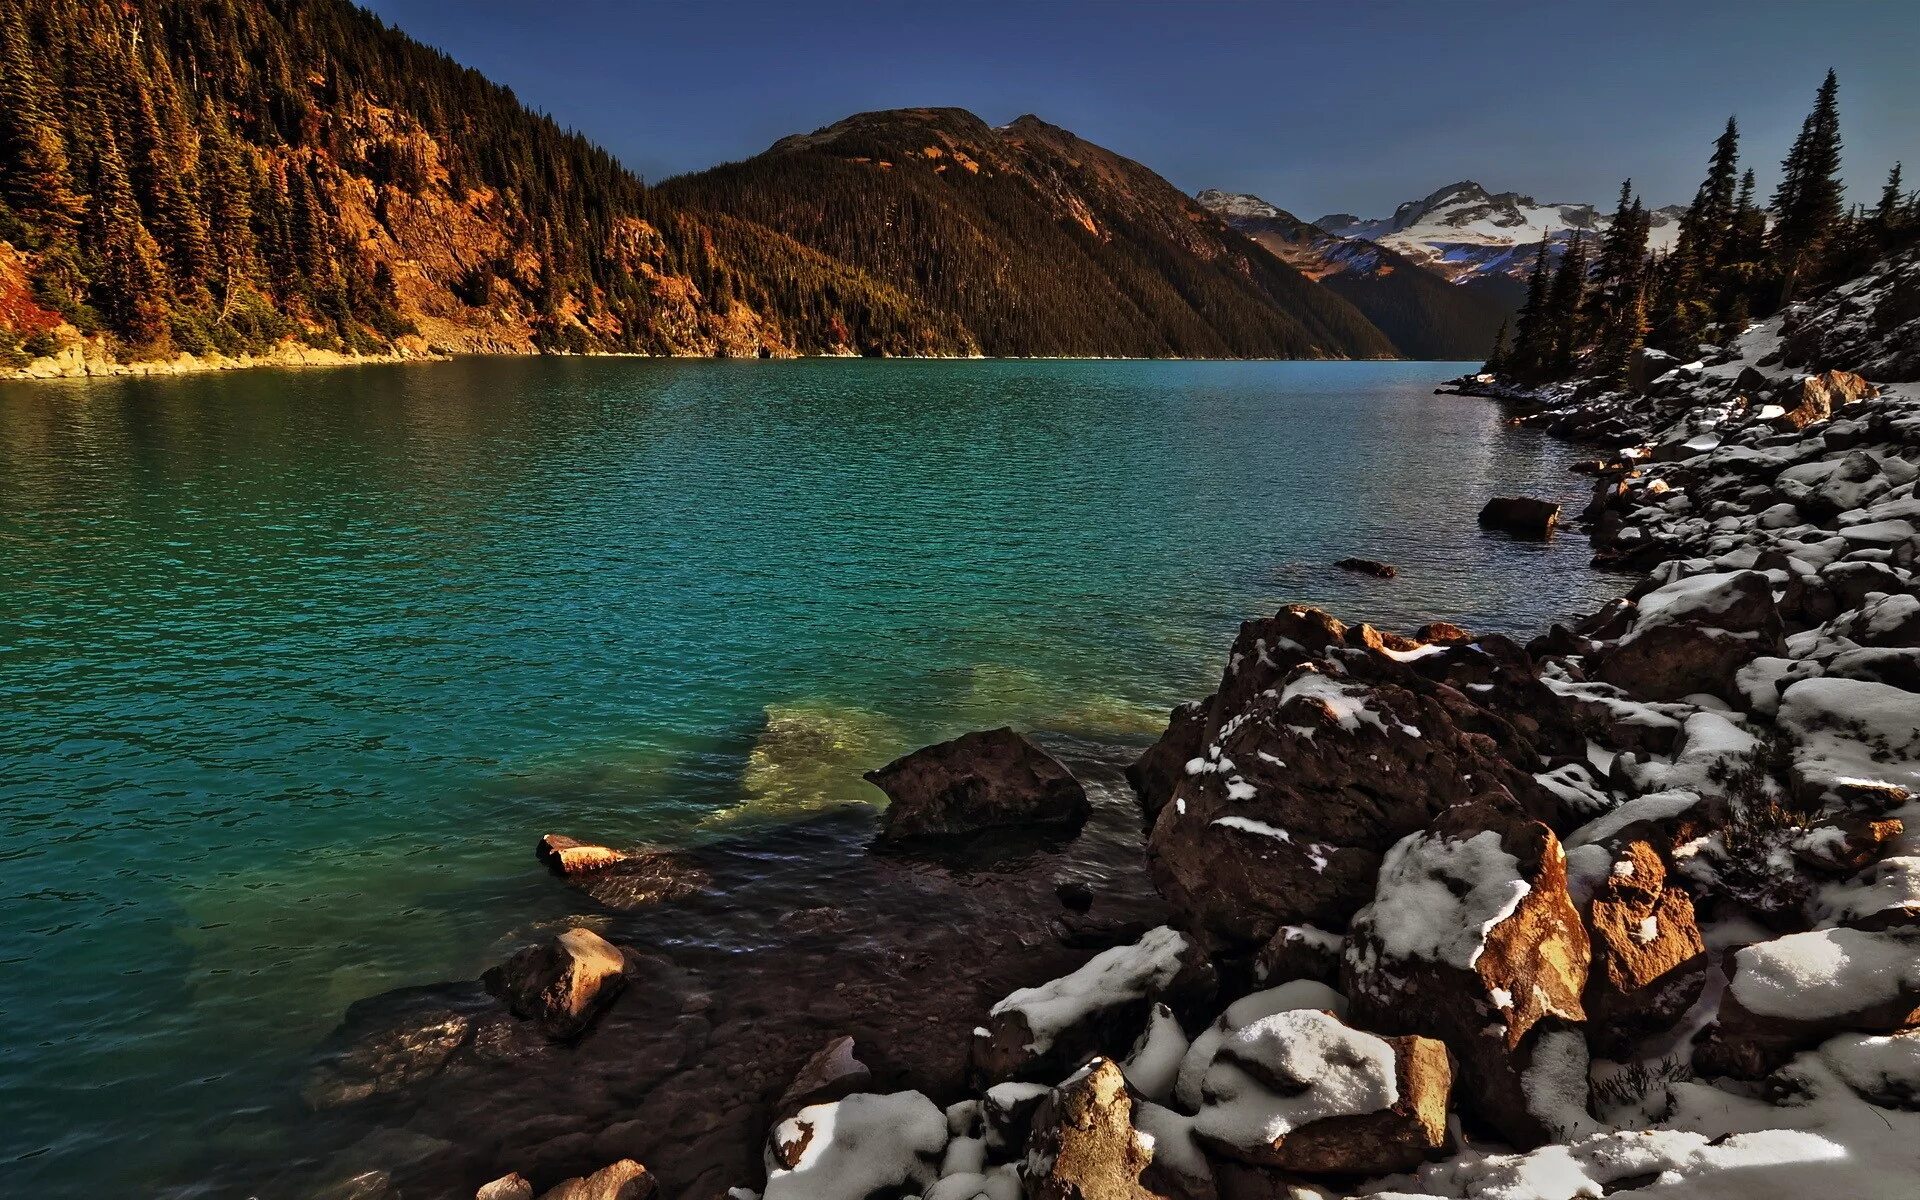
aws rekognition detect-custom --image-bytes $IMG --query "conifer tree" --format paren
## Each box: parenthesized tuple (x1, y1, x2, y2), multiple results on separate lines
(1483, 316, 1509, 374)
(1685, 118, 1741, 270)
(1873, 162, 1907, 248)
(0, 10, 82, 239)
(1506, 235, 1554, 378)
(1543, 232, 1589, 376)
(1772, 69, 1844, 304)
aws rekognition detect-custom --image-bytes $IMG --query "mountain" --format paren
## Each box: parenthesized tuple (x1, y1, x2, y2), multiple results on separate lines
(0, 1, 1395, 372)
(1196, 189, 1514, 360)
(662, 110, 1396, 359)
(0, 0, 979, 368)
(1315, 181, 1687, 285)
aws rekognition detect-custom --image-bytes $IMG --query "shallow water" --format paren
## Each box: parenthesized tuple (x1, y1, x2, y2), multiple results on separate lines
(0, 358, 1621, 1195)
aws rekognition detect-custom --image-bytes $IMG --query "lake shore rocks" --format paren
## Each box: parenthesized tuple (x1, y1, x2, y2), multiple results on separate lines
(483, 928, 629, 1042)
(292, 247, 1920, 1200)
(866, 727, 1091, 847)
(1477, 496, 1561, 537)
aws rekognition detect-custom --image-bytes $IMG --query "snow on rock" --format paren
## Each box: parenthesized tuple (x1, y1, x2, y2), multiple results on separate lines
(1345, 803, 1591, 1147)
(1697, 927, 1920, 1078)
(1776, 676, 1920, 807)
(1820, 1029, 1920, 1107)
(1174, 980, 1349, 1112)
(1120, 1002, 1189, 1102)
(1192, 1009, 1451, 1174)
(763, 1091, 949, 1200)
(1592, 569, 1783, 701)
(971, 925, 1212, 1085)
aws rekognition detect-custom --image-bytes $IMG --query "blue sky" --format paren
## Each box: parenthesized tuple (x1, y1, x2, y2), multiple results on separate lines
(361, 0, 1920, 217)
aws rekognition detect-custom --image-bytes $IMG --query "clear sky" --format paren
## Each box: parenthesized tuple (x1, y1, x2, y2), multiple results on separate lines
(361, 0, 1920, 218)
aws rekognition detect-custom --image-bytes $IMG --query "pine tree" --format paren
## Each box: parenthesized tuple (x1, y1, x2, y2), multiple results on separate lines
(1543, 231, 1589, 376)
(84, 122, 171, 347)
(1772, 69, 1844, 304)
(1873, 162, 1906, 248)
(0, 9, 82, 239)
(1684, 118, 1741, 270)
(1483, 316, 1510, 374)
(1507, 235, 1554, 378)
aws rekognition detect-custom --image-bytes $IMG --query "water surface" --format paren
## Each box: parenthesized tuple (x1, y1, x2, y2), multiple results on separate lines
(0, 358, 1620, 1194)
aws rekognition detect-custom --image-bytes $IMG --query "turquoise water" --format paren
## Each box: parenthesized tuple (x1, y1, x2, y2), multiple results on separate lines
(0, 358, 1619, 1194)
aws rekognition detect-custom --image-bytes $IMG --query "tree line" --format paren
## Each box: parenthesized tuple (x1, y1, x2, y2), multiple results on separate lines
(1488, 70, 1918, 386)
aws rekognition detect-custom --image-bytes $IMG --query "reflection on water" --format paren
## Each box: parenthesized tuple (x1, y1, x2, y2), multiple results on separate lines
(0, 358, 1621, 1197)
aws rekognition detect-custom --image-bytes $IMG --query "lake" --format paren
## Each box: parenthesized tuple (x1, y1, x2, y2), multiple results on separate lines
(0, 358, 1621, 1195)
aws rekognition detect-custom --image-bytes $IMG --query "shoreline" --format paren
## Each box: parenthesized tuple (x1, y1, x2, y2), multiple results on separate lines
(142, 250, 1920, 1198)
(3, 344, 1466, 385)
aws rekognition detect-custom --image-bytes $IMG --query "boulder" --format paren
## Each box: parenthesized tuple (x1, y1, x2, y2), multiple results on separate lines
(537, 1161, 655, 1200)
(1333, 557, 1397, 579)
(774, 1036, 872, 1122)
(1773, 369, 1880, 431)
(1694, 927, 1920, 1078)
(1128, 699, 1212, 823)
(482, 928, 627, 1041)
(1794, 815, 1906, 874)
(476, 1175, 534, 1200)
(537, 834, 627, 875)
(566, 851, 710, 912)
(1190, 1009, 1450, 1174)
(1626, 347, 1677, 394)
(1592, 570, 1785, 702)
(1147, 660, 1553, 950)
(866, 727, 1089, 846)
(1344, 803, 1592, 1148)
(1025, 1059, 1214, 1200)
(1478, 497, 1561, 538)
(764, 1092, 947, 1200)
(970, 925, 1215, 1086)
(1582, 841, 1708, 1057)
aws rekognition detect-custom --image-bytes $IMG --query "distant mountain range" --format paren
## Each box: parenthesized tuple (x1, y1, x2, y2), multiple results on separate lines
(1313, 181, 1687, 285)
(2, 0, 1600, 371)
(1195, 190, 1515, 361)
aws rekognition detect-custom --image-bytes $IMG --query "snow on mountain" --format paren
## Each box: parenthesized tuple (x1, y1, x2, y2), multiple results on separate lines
(1315, 181, 1685, 284)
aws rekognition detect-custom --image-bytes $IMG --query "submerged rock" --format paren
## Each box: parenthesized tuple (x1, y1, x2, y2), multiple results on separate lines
(537, 1159, 656, 1200)
(1333, 557, 1397, 579)
(1477, 496, 1561, 538)
(538, 834, 629, 875)
(774, 1036, 873, 1122)
(483, 928, 628, 1041)
(866, 727, 1090, 846)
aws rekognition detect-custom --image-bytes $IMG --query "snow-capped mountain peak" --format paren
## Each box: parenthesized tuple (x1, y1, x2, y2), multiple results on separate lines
(1313, 180, 1684, 284)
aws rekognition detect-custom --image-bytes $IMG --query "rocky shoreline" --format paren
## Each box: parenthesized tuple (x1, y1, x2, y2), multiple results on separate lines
(272, 249, 1920, 1200)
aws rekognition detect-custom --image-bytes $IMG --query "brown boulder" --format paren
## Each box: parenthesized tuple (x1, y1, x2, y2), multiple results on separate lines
(1478, 496, 1561, 538)
(1205, 608, 1351, 738)
(566, 850, 710, 912)
(1593, 570, 1784, 702)
(1794, 815, 1905, 874)
(537, 835, 627, 875)
(1582, 842, 1708, 1057)
(1773, 369, 1880, 431)
(866, 727, 1089, 846)
(1025, 1059, 1214, 1200)
(1190, 1009, 1450, 1175)
(1147, 661, 1552, 950)
(1344, 803, 1591, 1148)
(476, 1174, 534, 1200)
(970, 926, 1215, 1086)
(1128, 699, 1213, 823)
(483, 928, 627, 1041)
(1694, 927, 1920, 1079)
(537, 1160, 655, 1200)
(774, 1036, 872, 1122)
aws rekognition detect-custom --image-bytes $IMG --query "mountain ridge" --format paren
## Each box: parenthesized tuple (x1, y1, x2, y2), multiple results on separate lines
(1196, 188, 1515, 359)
